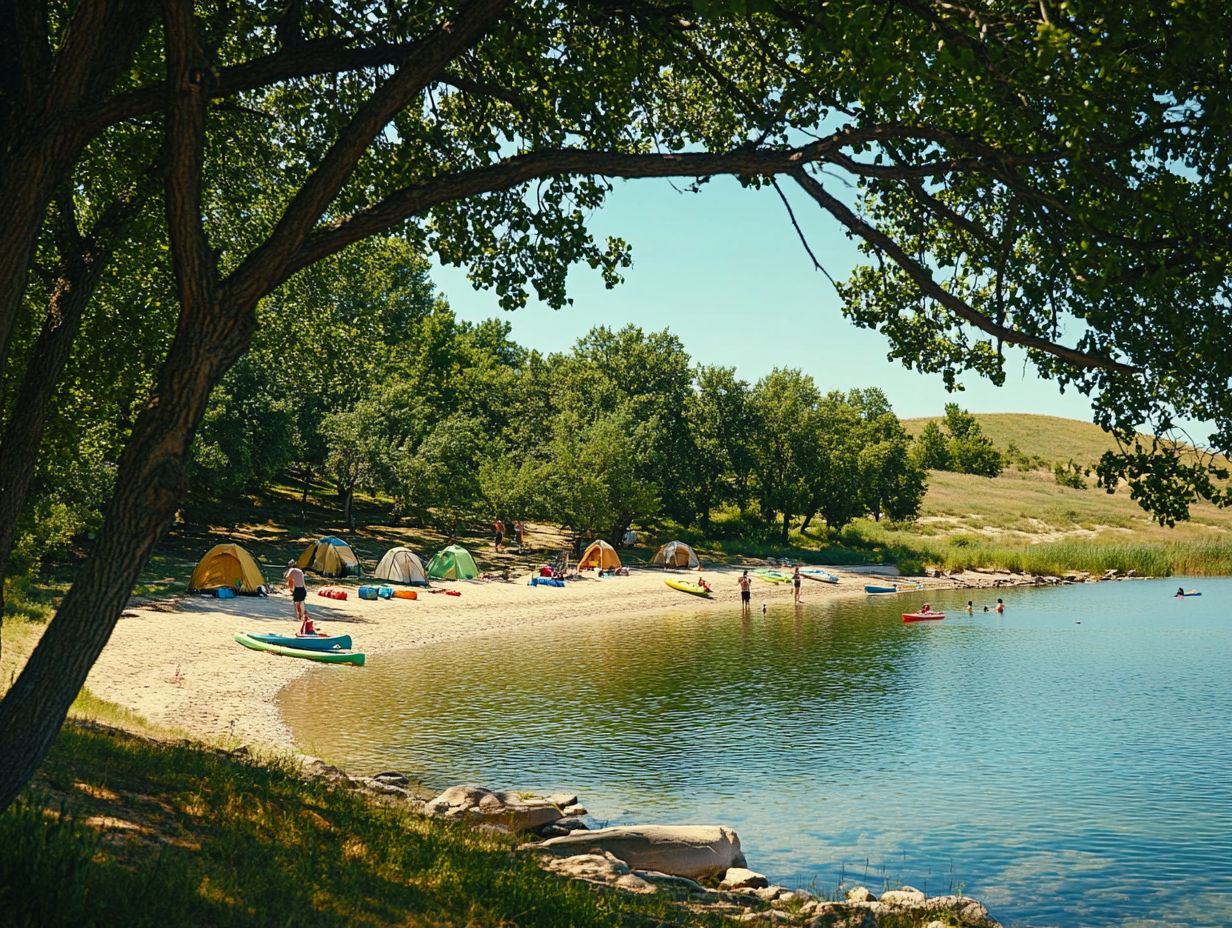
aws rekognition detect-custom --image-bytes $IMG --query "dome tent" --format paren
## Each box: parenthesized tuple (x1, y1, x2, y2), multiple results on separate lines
(189, 543, 266, 594)
(577, 539, 621, 570)
(651, 540, 700, 569)
(295, 535, 362, 578)
(427, 544, 478, 580)
(374, 546, 428, 585)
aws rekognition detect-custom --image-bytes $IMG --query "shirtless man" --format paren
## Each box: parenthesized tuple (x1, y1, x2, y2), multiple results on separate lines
(738, 570, 752, 614)
(285, 560, 310, 632)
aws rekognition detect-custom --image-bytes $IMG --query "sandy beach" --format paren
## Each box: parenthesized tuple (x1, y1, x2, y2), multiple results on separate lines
(84, 564, 937, 755)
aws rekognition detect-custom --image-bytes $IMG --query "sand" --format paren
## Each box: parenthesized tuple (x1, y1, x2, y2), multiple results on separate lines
(83, 564, 951, 756)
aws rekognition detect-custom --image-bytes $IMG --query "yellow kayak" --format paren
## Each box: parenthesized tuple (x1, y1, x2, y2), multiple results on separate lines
(665, 578, 711, 597)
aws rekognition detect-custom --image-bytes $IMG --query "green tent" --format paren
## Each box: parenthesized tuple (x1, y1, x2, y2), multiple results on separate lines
(427, 544, 479, 580)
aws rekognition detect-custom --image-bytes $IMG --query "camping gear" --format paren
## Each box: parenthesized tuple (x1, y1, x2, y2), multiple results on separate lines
(295, 535, 362, 578)
(651, 541, 700, 569)
(378, 585, 394, 599)
(393, 589, 417, 600)
(530, 577, 565, 588)
(903, 611, 945, 622)
(234, 633, 365, 665)
(358, 585, 379, 600)
(244, 632, 353, 652)
(577, 540, 622, 571)
(317, 587, 348, 600)
(800, 567, 839, 584)
(373, 546, 429, 585)
(215, 587, 236, 599)
(427, 544, 479, 580)
(188, 542, 266, 594)
(665, 578, 711, 597)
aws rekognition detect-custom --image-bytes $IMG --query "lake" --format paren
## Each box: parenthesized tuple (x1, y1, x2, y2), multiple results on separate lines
(280, 578, 1232, 927)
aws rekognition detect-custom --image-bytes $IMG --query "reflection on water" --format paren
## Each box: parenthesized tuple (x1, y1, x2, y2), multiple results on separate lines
(281, 579, 1232, 927)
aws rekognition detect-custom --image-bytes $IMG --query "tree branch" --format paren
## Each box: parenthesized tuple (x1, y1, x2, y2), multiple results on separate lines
(789, 167, 1139, 375)
(226, 0, 515, 307)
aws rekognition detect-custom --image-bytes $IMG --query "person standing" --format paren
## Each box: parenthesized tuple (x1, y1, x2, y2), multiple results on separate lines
(995, 597, 1005, 614)
(792, 566, 803, 604)
(738, 570, 752, 614)
(514, 519, 525, 552)
(493, 517, 505, 552)
(285, 560, 310, 632)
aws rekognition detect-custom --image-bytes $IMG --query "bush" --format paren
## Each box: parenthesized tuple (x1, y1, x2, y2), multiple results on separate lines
(1054, 460, 1088, 489)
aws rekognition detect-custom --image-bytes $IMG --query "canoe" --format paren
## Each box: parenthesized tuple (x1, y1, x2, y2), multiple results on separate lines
(902, 611, 945, 622)
(234, 633, 365, 666)
(665, 578, 711, 597)
(244, 632, 353, 652)
(800, 567, 839, 584)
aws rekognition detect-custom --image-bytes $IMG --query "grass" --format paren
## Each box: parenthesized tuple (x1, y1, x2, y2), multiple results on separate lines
(2, 722, 734, 928)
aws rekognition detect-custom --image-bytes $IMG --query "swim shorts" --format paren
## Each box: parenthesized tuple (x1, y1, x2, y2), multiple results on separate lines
(293, 587, 307, 603)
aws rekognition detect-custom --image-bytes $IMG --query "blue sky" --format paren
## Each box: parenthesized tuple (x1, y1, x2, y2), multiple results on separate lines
(431, 175, 1096, 423)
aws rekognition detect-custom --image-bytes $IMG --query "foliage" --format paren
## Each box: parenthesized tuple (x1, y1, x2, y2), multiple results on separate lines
(1054, 460, 1089, 490)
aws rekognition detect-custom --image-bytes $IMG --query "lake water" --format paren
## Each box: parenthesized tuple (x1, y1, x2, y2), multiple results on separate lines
(280, 579, 1232, 927)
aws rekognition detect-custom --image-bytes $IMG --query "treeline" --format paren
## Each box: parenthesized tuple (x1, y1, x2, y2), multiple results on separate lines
(11, 237, 928, 573)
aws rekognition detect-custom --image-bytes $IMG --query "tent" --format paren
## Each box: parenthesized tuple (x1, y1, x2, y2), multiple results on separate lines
(577, 539, 622, 570)
(296, 535, 362, 578)
(189, 543, 266, 593)
(427, 544, 478, 580)
(373, 546, 429, 585)
(651, 540, 700, 569)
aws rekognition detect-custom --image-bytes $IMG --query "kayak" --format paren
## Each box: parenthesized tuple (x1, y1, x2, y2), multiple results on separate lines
(243, 632, 353, 652)
(902, 611, 945, 622)
(754, 569, 791, 584)
(234, 633, 365, 666)
(1176, 590, 1201, 597)
(800, 567, 839, 584)
(866, 582, 924, 594)
(665, 578, 711, 597)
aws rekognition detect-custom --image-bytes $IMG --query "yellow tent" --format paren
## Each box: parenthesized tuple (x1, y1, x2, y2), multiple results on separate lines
(189, 543, 265, 594)
(295, 536, 362, 577)
(577, 539, 622, 570)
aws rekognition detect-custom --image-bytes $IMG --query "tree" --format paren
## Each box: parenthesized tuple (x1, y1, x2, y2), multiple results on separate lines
(748, 369, 823, 543)
(942, 404, 1004, 478)
(6, 0, 1232, 813)
(913, 422, 951, 471)
(683, 366, 755, 529)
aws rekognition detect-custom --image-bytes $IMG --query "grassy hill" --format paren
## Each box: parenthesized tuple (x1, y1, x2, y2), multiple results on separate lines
(850, 413, 1232, 576)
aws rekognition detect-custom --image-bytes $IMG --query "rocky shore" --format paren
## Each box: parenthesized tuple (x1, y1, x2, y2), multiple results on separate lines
(300, 758, 1002, 928)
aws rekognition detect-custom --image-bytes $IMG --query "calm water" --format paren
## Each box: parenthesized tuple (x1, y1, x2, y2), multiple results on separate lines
(281, 579, 1232, 927)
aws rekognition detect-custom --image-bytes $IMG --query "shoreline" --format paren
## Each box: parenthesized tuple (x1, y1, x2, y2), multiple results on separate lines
(85, 563, 1043, 759)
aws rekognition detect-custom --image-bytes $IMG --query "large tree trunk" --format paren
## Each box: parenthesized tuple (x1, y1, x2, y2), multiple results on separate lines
(0, 296, 255, 811)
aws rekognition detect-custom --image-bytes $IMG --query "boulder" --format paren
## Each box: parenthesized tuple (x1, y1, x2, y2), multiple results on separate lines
(720, 867, 770, 891)
(424, 784, 572, 831)
(879, 886, 926, 907)
(845, 886, 876, 904)
(537, 824, 746, 879)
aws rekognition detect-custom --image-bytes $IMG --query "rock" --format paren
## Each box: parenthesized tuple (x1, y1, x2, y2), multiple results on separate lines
(631, 870, 709, 894)
(301, 757, 348, 784)
(537, 818, 590, 839)
(537, 824, 746, 879)
(720, 867, 770, 890)
(561, 803, 588, 817)
(845, 886, 876, 904)
(613, 873, 657, 894)
(879, 886, 926, 906)
(736, 911, 793, 924)
(370, 771, 410, 786)
(542, 851, 630, 882)
(423, 784, 570, 832)
(351, 777, 410, 798)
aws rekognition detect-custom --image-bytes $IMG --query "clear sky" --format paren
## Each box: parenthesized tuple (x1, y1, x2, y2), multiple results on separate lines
(431, 174, 1096, 423)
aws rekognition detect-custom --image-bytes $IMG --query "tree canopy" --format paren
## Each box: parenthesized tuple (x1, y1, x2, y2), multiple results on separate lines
(3, 0, 1232, 812)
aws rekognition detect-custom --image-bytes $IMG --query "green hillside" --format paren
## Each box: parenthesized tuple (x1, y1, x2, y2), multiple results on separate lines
(901, 413, 1122, 466)
(850, 413, 1232, 576)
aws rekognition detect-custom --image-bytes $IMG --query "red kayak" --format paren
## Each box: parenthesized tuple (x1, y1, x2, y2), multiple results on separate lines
(903, 611, 945, 622)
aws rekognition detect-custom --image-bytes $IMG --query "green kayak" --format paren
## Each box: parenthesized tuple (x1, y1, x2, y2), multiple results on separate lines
(233, 632, 365, 666)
